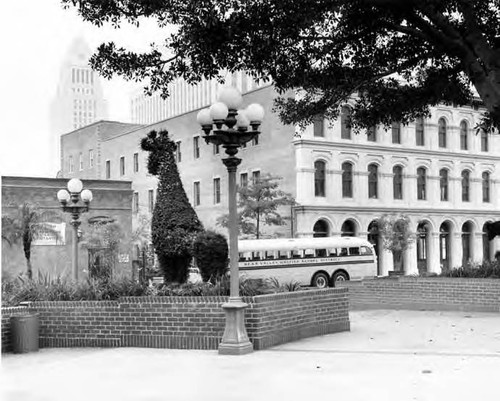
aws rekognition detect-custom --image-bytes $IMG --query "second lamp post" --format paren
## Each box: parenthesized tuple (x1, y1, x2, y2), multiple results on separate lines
(57, 178, 93, 281)
(197, 86, 264, 355)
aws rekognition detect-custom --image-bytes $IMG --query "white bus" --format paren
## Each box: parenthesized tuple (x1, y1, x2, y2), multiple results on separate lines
(238, 237, 377, 288)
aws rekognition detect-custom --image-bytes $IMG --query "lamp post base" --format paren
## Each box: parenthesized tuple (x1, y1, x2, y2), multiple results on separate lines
(218, 299, 253, 355)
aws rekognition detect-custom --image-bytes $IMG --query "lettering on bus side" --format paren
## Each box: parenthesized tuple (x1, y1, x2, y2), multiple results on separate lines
(240, 257, 343, 267)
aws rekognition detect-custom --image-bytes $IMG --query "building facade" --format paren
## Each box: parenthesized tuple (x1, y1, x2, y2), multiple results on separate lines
(61, 85, 500, 275)
(50, 37, 108, 176)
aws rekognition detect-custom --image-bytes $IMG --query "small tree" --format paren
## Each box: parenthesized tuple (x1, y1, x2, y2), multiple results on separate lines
(192, 230, 229, 283)
(141, 130, 203, 283)
(217, 174, 294, 239)
(1, 203, 60, 279)
(377, 214, 415, 271)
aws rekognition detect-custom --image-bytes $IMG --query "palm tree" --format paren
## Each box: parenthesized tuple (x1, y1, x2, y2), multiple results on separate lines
(2, 203, 60, 279)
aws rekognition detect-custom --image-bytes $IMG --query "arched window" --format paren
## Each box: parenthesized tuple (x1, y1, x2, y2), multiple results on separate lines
(341, 220, 356, 237)
(368, 164, 378, 198)
(313, 220, 329, 237)
(393, 165, 403, 200)
(341, 106, 352, 139)
(342, 162, 353, 198)
(415, 117, 425, 146)
(313, 115, 324, 137)
(392, 121, 401, 144)
(461, 170, 470, 202)
(481, 130, 489, 152)
(462, 222, 473, 265)
(417, 167, 426, 200)
(482, 172, 490, 202)
(440, 222, 451, 270)
(439, 169, 449, 201)
(314, 160, 326, 197)
(460, 120, 468, 150)
(438, 118, 447, 148)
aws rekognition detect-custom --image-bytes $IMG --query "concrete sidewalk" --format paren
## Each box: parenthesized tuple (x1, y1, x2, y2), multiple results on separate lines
(2, 310, 500, 401)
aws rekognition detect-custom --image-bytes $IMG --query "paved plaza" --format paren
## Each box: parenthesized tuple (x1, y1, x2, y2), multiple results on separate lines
(2, 309, 499, 401)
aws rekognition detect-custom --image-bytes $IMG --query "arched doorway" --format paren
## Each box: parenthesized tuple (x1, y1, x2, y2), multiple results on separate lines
(483, 222, 492, 262)
(439, 222, 451, 270)
(462, 221, 473, 266)
(416, 222, 429, 274)
(367, 220, 380, 274)
(341, 219, 356, 237)
(313, 220, 329, 238)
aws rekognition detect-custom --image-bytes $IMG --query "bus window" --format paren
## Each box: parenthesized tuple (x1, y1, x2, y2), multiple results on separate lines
(252, 252, 262, 260)
(292, 250, 302, 259)
(239, 253, 246, 262)
(265, 251, 275, 259)
(317, 249, 327, 257)
(340, 248, 348, 256)
(278, 251, 287, 259)
(360, 246, 373, 255)
(328, 248, 338, 257)
(304, 249, 315, 258)
(349, 247, 360, 256)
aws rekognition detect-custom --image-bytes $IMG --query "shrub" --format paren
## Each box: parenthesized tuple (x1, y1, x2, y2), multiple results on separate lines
(141, 130, 203, 284)
(440, 260, 500, 278)
(193, 230, 229, 283)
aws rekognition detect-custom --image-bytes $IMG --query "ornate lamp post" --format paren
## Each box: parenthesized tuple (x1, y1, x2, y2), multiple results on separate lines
(56, 178, 93, 281)
(197, 86, 265, 355)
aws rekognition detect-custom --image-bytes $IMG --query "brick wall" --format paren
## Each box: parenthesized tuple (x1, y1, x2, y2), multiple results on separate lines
(337, 277, 500, 312)
(1, 289, 349, 353)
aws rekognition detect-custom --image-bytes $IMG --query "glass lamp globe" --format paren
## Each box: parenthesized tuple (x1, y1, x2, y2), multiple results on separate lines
(57, 189, 70, 203)
(209, 102, 229, 121)
(196, 108, 213, 126)
(235, 110, 250, 129)
(245, 103, 265, 123)
(67, 178, 83, 193)
(81, 189, 93, 203)
(218, 86, 243, 109)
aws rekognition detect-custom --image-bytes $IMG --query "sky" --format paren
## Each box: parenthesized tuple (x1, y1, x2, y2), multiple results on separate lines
(0, 1, 166, 178)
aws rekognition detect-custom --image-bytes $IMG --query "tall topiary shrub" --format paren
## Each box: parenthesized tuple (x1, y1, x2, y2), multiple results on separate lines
(141, 130, 203, 283)
(193, 230, 229, 283)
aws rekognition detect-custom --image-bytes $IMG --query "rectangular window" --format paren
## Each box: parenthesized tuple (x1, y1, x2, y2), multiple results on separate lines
(148, 189, 154, 213)
(133, 192, 139, 213)
(89, 149, 94, 168)
(79, 153, 83, 171)
(313, 115, 324, 137)
(68, 156, 74, 173)
(252, 170, 260, 185)
(415, 117, 425, 146)
(213, 178, 221, 204)
(213, 144, 220, 155)
(193, 181, 201, 206)
(367, 126, 377, 142)
(193, 136, 200, 159)
(105, 160, 111, 179)
(392, 122, 401, 144)
(120, 156, 125, 176)
(133, 153, 139, 173)
(175, 141, 182, 162)
(240, 173, 248, 188)
(481, 131, 489, 152)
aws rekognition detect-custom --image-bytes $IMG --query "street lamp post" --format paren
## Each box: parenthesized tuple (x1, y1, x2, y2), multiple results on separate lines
(57, 178, 93, 281)
(197, 86, 265, 355)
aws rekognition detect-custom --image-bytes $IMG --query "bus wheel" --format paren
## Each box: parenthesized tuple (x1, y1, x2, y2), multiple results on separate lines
(332, 271, 348, 286)
(312, 272, 330, 288)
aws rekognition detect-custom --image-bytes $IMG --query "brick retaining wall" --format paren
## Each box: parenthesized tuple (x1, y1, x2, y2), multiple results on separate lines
(337, 277, 500, 312)
(1, 288, 349, 353)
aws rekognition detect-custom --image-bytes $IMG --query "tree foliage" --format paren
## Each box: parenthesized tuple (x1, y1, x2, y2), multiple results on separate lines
(192, 230, 229, 283)
(63, 0, 500, 131)
(140, 130, 203, 283)
(217, 174, 294, 239)
(2, 203, 60, 279)
(376, 214, 415, 255)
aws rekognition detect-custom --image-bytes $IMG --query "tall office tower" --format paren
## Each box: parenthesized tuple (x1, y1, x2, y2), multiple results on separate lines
(130, 71, 267, 124)
(49, 37, 108, 176)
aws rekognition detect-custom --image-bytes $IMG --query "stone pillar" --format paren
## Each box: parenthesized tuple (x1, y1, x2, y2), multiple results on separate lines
(473, 232, 484, 264)
(450, 233, 463, 269)
(379, 248, 393, 276)
(404, 241, 419, 275)
(429, 232, 441, 274)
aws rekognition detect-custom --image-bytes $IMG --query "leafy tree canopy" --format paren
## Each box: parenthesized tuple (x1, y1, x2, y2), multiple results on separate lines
(217, 174, 294, 238)
(63, 0, 500, 131)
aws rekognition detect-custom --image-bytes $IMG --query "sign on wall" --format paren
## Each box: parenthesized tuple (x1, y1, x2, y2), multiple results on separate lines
(33, 222, 66, 246)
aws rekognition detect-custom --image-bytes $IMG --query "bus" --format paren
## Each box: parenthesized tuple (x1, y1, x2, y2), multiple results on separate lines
(238, 237, 377, 288)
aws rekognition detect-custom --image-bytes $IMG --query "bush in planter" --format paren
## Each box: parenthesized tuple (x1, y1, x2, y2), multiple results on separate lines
(192, 230, 229, 283)
(440, 260, 500, 278)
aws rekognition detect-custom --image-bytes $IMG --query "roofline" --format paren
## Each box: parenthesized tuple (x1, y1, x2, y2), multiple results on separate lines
(60, 120, 145, 138)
